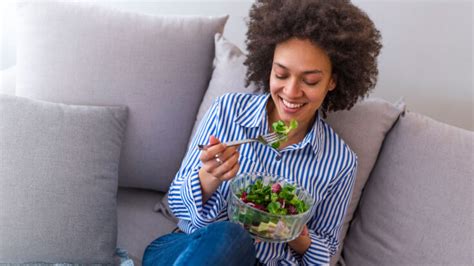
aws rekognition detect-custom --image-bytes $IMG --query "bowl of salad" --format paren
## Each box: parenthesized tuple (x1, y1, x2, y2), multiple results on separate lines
(228, 173, 315, 243)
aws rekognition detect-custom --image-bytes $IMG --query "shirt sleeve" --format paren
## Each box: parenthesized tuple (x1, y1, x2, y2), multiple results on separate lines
(167, 98, 228, 231)
(301, 156, 358, 265)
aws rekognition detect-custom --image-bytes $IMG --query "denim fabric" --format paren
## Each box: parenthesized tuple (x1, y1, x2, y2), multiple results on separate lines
(142, 221, 256, 266)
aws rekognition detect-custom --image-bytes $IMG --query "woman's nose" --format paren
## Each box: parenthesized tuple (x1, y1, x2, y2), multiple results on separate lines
(284, 78, 302, 97)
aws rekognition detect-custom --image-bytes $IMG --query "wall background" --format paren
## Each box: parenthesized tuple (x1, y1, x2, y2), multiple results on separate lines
(0, 0, 472, 130)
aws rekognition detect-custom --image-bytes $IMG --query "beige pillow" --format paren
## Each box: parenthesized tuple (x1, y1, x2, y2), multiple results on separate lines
(342, 112, 473, 265)
(188, 33, 256, 144)
(157, 33, 255, 223)
(325, 98, 405, 265)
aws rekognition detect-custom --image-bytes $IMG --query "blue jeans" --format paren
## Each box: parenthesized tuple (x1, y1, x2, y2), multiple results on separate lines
(142, 221, 257, 266)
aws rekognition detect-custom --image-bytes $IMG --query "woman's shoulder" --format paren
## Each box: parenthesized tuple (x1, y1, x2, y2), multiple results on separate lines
(217, 92, 262, 103)
(319, 119, 358, 169)
(215, 92, 266, 111)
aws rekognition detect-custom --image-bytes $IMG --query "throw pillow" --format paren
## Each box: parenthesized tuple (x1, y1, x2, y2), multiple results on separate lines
(0, 94, 128, 263)
(188, 33, 256, 143)
(342, 111, 473, 265)
(155, 33, 255, 220)
(15, 0, 228, 192)
(324, 98, 405, 265)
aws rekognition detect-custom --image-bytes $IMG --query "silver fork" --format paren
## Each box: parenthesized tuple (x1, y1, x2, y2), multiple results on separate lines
(197, 132, 285, 150)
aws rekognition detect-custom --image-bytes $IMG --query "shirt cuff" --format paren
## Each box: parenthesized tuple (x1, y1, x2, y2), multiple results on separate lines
(180, 167, 227, 228)
(301, 230, 333, 266)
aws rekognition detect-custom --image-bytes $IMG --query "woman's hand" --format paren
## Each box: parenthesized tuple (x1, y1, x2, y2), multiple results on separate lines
(288, 225, 311, 255)
(198, 136, 240, 203)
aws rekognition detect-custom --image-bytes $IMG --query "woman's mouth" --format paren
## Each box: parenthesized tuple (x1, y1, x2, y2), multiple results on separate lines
(280, 97, 305, 112)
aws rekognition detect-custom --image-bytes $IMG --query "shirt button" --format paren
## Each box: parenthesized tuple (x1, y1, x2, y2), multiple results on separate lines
(275, 154, 282, 161)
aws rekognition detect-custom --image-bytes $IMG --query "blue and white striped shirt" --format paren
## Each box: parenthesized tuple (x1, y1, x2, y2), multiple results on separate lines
(169, 93, 357, 265)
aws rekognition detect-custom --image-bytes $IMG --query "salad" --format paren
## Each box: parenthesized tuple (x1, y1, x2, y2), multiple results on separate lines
(233, 179, 310, 240)
(271, 119, 298, 149)
(237, 179, 309, 215)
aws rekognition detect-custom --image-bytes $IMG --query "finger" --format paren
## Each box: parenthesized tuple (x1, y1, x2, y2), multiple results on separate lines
(201, 153, 224, 174)
(207, 142, 227, 158)
(198, 135, 221, 155)
(200, 143, 226, 162)
(219, 160, 240, 181)
(214, 152, 239, 180)
(218, 146, 238, 161)
(201, 135, 220, 150)
(205, 145, 237, 170)
(301, 225, 309, 236)
(209, 135, 220, 145)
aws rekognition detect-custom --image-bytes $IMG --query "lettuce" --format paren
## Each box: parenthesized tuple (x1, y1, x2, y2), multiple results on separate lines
(271, 119, 298, 149)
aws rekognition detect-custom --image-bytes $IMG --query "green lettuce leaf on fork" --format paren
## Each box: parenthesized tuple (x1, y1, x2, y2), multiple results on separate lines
(271, 119, 298, 149)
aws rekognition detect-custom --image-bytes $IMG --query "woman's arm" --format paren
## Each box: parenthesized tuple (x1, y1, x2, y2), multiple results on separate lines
(278, 159, 357, 264)
(296, 157, 358, 265)
(168, 99, 230, 230)
(198, 136, 240, 203)
(288, 226, 311, 255)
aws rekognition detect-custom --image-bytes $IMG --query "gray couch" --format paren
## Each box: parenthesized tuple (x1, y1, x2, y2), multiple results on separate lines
(0, 2, 472, 265)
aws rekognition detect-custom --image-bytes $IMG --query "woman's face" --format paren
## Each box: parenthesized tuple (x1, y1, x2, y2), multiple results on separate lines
(269, 37, 336, 133)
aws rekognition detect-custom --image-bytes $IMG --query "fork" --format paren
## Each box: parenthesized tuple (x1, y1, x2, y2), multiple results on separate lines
(197, 132, 285, 150)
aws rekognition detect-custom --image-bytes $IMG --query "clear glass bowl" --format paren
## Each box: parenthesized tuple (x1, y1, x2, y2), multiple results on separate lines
(228, 173, 315, 243)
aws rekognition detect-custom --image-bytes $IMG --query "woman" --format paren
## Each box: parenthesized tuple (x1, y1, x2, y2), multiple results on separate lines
(143, 0, 381, 265)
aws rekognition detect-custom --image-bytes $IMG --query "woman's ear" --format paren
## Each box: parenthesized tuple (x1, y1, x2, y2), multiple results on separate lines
(328, 74, 337, 91)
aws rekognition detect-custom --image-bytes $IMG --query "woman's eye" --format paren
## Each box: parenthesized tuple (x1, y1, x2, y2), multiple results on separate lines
(304, 81, 319, 86)
(275, 74, 287, 80)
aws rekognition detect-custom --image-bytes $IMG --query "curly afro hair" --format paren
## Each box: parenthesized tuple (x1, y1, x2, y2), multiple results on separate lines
(244, 0, 382, 113)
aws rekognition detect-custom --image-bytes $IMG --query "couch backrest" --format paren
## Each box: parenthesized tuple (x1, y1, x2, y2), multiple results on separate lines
(14, 1, 228, 192)
(342, 111, 473, 265)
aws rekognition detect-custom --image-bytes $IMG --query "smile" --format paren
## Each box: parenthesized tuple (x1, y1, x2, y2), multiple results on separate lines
(281, 97, 305, 109)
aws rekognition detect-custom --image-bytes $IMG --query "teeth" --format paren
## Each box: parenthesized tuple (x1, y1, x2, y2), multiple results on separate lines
(282, 99, 304, 109)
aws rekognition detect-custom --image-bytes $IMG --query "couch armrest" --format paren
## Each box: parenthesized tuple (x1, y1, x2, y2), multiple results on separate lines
(0, 65, 16, 95)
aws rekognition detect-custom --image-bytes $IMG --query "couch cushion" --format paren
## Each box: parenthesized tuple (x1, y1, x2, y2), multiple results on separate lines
(342, 111, 474, 265)
(0, 94, 128, 263)
(117, 188, 177, 265)
(15, 0, 228, 192)
(324, 98, 405, 265)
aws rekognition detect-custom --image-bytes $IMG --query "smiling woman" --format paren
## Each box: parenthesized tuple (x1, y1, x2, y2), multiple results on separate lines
(144, 1, 382, 265)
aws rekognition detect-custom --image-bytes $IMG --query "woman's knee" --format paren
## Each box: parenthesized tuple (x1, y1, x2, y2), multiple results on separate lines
(142, 232, 188, 265)
(175, 222, 256, 265)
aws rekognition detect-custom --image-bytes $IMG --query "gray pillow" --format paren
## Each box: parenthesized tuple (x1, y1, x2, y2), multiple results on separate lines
(342, 111, 473, 265)
(0, 94, 128, 264)
(15, 1, 228, 192)
(325, 98, 405, 265)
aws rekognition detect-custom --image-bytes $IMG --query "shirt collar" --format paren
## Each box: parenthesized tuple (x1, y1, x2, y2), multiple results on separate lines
(296, 110, 323, 157)
(234, 93, 271, 128)
(234, 93, 323, 157)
